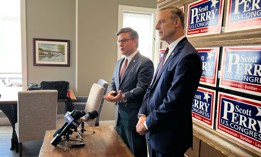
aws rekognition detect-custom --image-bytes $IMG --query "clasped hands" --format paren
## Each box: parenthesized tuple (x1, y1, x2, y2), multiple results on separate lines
(104, 90, 124, 102)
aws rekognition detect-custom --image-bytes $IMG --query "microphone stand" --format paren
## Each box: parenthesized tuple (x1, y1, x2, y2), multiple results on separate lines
(60, 129, 85, 150)
(59, 128, 82, 142)
(80, 121, 86, 134)
(79, 121, 95, 134)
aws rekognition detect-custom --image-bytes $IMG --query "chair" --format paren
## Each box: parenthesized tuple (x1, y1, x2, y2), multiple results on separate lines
(15, 90, 57, 157)
(83, 83, 105, 126)
(95, 79, 108, 126)
(73, 79, 108, 126)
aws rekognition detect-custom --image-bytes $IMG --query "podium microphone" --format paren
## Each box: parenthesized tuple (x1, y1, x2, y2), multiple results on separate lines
(51, 110, 85, 146)
(84, 110, 99, 121)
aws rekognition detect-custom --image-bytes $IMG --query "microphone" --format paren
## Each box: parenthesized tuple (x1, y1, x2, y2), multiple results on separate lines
(51, 110, 86, 146)
(84, 110, 99, 121)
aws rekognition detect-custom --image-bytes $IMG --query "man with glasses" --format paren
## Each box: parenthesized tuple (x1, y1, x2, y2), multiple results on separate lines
(104, 27, 154, 157)
(136, 6, 202, 157)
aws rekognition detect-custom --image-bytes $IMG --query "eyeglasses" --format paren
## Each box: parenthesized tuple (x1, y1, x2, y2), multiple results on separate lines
(117, 38, 132, 44)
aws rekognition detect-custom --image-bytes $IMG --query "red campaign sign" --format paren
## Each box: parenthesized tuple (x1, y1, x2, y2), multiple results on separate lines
(197, 47, 219, 87)
(192, 87, 216, 128)
(225, 0, 261, 32)
(220, 46, 261, 96)
(216, 92, 261, 152)
(186, 0, 224, 37)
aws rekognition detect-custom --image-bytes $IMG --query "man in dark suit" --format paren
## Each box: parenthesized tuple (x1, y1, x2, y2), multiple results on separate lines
(104, 27, 154, 157)
(136, 6, 202, 157)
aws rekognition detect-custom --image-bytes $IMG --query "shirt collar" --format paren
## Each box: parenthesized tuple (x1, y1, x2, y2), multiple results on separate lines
(168, 35, 185, 53)
(125, 50, 138, 63)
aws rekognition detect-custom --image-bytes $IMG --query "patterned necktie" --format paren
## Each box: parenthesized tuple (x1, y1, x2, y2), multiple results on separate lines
(156, 48, 169, 77)
(120, 58, 128, 80)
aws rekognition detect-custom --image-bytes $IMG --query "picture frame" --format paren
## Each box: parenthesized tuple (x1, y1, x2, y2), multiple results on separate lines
(33, 38, 70, 66)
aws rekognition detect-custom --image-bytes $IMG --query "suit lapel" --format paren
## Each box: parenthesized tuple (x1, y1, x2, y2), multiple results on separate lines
(116, 58, 124, 89)
(151, 38, 187, 88)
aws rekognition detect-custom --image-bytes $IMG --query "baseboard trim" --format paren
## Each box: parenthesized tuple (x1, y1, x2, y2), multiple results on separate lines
(99, 120, 115, 126)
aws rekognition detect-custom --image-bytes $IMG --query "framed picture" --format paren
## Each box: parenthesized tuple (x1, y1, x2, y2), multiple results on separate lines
(33, 38, 70, 66)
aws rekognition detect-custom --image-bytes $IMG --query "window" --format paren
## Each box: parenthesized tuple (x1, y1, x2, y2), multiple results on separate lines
(118, 5, 159, 64)
(0, 0, 24, 87)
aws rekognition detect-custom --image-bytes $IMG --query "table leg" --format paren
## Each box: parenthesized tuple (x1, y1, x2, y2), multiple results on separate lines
(0, 104, 17, 150)
(65, 97, 74, 113)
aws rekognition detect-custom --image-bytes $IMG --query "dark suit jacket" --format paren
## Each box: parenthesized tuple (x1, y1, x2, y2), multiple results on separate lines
(139, 38, 202, 153)
(110, 52, 154, 130)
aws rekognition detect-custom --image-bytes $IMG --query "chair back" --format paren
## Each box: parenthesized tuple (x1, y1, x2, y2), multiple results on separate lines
(16, 90, 57, 142)
(95, 79, 108, 126)
(84, 83, 105, 126)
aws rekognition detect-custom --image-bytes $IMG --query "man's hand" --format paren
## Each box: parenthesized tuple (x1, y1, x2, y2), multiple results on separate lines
(103, 90, 124, 102)
(136, 115, 148, 135)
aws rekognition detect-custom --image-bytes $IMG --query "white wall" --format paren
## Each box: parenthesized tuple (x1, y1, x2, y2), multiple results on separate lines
(26, 0, 157, 120)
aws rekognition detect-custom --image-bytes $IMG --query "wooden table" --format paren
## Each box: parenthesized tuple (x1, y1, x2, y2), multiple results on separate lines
(0, 87, 22, 150)
(39, 126, 134, 157)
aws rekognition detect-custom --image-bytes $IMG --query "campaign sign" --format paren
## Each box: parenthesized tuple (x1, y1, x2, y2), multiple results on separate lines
(197, 47, 220, 87)
(225, 0, 261, 32)
(220, 46, 261, 96)
(186, 0, 224, 37)
(216, 92, 261, 152)
(192, 87, 216, 128)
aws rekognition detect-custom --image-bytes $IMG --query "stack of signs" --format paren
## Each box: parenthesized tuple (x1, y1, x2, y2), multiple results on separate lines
(187, 0, 261, 153)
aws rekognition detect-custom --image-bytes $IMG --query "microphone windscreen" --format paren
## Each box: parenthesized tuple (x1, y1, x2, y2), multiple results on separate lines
(89, 110, 98, 119)
(72, 110, 84, 120)
(81, 110, 86, 116)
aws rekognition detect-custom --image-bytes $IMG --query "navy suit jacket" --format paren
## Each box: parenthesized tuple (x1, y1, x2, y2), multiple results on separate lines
(139, 38, 202, 153)
(110, 52, 154, 130)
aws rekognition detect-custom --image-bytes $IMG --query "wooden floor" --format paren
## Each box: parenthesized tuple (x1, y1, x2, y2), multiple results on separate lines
(0, 115, 114, 157)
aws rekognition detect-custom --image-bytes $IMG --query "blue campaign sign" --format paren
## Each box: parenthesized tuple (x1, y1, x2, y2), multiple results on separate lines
(186, 0, 224, 36)
(192, 87, 216, 128)
(216, 92, 261, 152)
(197, 47, 219, 87)
(225, 0, 261, 32)
(220, 46, 261, 96)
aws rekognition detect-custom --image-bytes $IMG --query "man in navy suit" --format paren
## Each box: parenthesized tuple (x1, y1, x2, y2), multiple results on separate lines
(136, 6, 202, 157)
(104, 27, 154, 157)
